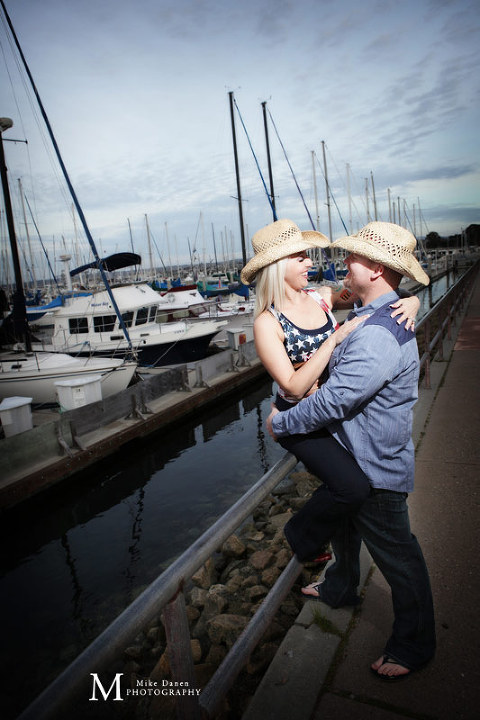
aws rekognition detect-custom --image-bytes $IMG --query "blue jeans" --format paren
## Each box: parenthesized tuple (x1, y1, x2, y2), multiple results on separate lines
(321, 488, 436, 670)
(276, 394, 371, 562)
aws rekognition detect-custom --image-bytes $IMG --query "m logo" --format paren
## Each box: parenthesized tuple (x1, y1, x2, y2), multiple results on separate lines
(89, 673, 124, 701)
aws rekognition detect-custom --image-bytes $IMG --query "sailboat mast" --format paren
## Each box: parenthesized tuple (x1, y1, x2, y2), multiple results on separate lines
(370, 171, 378, 221)
(18, 178, 37, 292)
(262, 101, 276, 220)
(165, 221, 173, 280)
(365, 178, 370, 222)
(346, 163, 353, 234)
(145, 214, 154, 280)
(0, 118, 31, 350)
(312, 151, 320, 231)
(321, 141, 333, 241)
(228, 91, 247, 266)
(0, 0, 134, 353)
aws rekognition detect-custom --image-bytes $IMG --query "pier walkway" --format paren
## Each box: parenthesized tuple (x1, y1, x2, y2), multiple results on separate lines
(242, 274, 480, 719)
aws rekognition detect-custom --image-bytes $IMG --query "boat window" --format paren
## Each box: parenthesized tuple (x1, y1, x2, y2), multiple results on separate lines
(69, 317, 89, 334)
(94, 315, 117, 333)
(121, 311, 134, 327)
(136, 307, 149, 326)
(149, 306, 157, 322)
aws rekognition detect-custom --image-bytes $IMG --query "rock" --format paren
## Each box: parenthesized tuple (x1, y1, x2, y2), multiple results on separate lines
(189, 586, 208, 608)
(249, 550, 274, 570)
(268, 503, 285, 517)
(275, 548, 292, 569)
(186, 605, 201, 622)
(205, 643, 227, 666)
(192, 588, 229, 639)
(192, 557, 218, 589)
(191, 638, 202, 663)
(241, 573, 259, 588)
(221, 534, 246, 558)
(124, 645, 143, 660)
(262, 566, 281, 586)
(245, 584, 268, 602)
(289, 497, 309, 510)
(272, 478, 296, 496)
(146, 626, 161, 644)
(296, 477, 318, 497)
(267, 511, 293, 530)
(225, 575, 243, 593)
(206, 614, 248, 647)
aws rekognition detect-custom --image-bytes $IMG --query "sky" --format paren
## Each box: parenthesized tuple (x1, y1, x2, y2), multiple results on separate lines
(1, 0, 479, 279)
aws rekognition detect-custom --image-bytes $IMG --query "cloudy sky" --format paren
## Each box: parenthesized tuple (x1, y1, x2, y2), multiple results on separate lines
(1, 0, 479, 276)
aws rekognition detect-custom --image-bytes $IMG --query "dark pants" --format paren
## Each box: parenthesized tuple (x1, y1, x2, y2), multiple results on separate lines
(276, 395, 371, 561)
(321, 489, 436, 669)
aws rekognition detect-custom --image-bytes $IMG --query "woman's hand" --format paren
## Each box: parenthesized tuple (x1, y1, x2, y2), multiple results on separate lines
(333, 314, 368, 346)
(390, 295, 420, 331)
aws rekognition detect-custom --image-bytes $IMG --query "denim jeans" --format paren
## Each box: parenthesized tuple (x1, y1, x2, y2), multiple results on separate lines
(321, 488, 436, 670)
(276, 394, 371, 562)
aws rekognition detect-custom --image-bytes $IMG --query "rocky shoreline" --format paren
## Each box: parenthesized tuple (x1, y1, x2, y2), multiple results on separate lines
(119, 468, 324, 719)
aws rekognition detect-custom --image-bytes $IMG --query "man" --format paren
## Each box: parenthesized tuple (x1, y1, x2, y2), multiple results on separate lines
(267, 221, 435, 680)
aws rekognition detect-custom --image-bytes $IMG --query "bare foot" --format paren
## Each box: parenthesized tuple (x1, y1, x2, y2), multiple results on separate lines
(371, 655, 410, 679)
(301, 582, 322, 598)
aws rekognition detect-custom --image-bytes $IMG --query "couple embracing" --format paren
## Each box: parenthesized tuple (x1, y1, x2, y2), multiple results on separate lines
(240, 219, 435, 681)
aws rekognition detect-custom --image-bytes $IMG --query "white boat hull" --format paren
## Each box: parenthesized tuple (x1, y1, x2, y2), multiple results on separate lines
(0, 352, 137, 404)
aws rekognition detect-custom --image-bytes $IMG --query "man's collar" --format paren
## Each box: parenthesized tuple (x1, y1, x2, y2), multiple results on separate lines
(354, 289, 400, 314)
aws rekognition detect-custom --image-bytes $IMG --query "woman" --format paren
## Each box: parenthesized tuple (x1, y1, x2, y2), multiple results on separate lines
(240, 219, 420, 566)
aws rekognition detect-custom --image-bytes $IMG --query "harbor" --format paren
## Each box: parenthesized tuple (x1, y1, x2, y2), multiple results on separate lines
(0, 260, 478, 720)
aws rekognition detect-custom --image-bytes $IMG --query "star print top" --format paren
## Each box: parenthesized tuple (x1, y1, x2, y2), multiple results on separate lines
(269, 289, 339, 404)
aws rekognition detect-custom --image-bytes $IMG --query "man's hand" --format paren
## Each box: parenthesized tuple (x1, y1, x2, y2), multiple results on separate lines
(266, 403, 280, 440)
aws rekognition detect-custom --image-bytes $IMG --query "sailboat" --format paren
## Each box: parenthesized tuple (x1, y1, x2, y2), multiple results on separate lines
(0, 118, 138, 405)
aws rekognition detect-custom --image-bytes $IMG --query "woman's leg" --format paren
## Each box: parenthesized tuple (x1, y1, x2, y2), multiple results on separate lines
(279, 430, 371, 561)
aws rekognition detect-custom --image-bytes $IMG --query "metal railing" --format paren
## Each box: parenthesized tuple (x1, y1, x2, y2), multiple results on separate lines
(18, 260, 479, 720)
(416, 261, 478, 388)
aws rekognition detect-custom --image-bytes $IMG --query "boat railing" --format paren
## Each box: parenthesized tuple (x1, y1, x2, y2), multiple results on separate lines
(18, 260, 479, 720)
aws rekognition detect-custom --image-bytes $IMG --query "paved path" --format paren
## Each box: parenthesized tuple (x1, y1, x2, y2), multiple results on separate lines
(242, 269, 480, 720)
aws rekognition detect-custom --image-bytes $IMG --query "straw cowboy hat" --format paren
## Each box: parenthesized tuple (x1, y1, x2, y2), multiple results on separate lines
(332, 221, 430, 286)
(240, 219, 330, 285)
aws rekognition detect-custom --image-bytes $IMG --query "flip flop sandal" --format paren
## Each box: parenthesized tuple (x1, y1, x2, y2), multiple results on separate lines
(370, 656, 412, 681)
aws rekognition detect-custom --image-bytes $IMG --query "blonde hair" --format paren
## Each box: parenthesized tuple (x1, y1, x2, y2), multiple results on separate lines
(253, 257, 289, 318)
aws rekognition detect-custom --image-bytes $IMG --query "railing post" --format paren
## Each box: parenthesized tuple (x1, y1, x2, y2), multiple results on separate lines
(424, 319, 431, 389)
(163, 590, 202, 720)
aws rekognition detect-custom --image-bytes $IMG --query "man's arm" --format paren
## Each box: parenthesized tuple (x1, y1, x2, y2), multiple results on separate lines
(269, 325, 400, 439)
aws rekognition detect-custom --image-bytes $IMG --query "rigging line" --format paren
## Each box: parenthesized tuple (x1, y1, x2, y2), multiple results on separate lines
(1, 23, 75, 231)
(314, 153, 348, 235)
(23, 192, 61, 291)
(0, 0, 134, 354)
(267, 109, 316, 230)
(233, 97, 277, 220)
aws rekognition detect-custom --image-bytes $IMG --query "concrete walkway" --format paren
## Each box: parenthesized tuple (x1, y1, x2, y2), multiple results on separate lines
(242, 270, 480, 720)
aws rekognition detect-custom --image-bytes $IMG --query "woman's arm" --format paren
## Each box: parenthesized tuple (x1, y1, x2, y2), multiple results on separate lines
(322, 284, 420, 330)
(254, 311, 366, 401)
(316, 284, 358, 309)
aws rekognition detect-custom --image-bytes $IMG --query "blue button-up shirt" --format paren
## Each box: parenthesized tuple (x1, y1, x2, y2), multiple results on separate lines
(271, 290, 419, 492)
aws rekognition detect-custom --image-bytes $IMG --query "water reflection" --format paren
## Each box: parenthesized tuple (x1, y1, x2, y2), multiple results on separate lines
(0, 376, 283, 718)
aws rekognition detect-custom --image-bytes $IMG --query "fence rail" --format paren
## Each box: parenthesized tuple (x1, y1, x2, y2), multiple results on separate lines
(18, 260, 479, 720)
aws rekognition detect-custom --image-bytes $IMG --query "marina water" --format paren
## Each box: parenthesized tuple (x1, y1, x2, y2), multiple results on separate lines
(0, 273, 453, 716)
